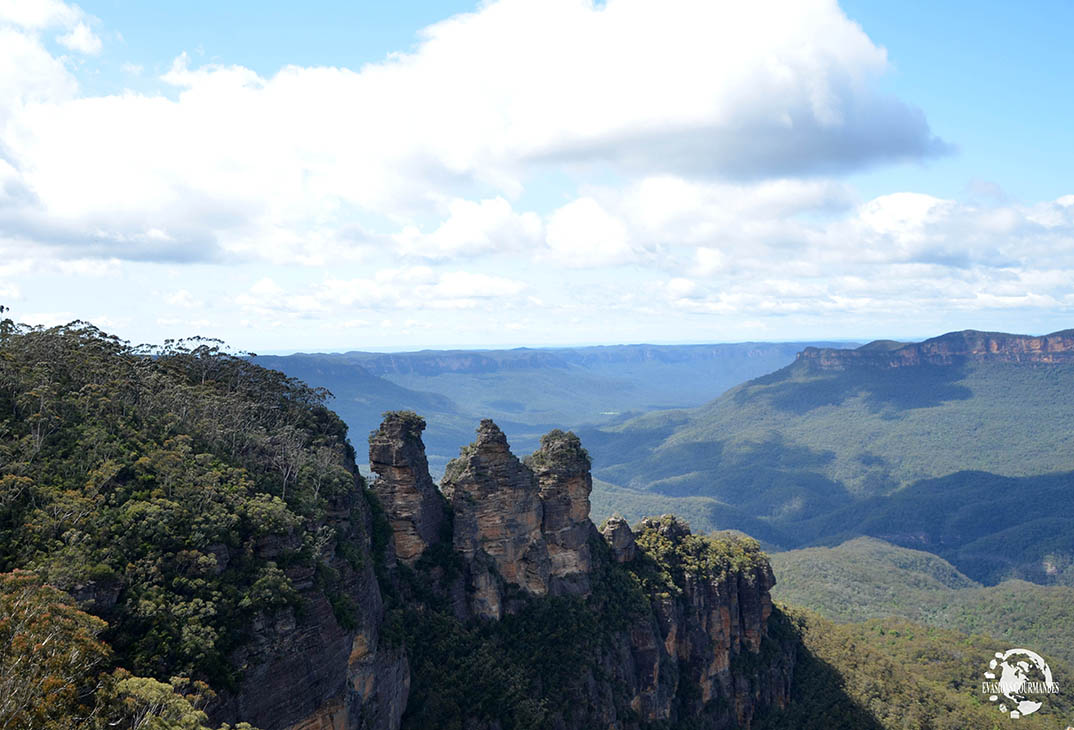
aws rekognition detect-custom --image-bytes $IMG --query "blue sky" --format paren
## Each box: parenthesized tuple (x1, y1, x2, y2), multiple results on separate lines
(2, 0, 1073, 351)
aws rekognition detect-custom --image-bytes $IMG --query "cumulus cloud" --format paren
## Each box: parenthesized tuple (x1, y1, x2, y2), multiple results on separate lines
(0, 0, 101, 56)
(0, 0, 944, 265)
(395, 197, 543, 259)
(5, 0, 1071, 346)
(652, 192, 1074, 320)
(56, 21, 100, 54)
(544, 197, 634, 267)
(0, 0, 84, 31)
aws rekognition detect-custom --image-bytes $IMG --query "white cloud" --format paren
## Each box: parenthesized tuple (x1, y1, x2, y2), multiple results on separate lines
(22, 310, 76, 327)
(0, 0, 943, 265)
(57, 21, 100, 54)
(0, 26, 77, 122)
(545, 197, 633, 267)
(0, 0, 83, 30)
(650, 191, 1074, 320)
(236, 268, 529, 321)
(395, 197, 542, 259)
(0, 0, 101, 58)
(165, 289, 199, 308)
(4, 0, 1073, 347)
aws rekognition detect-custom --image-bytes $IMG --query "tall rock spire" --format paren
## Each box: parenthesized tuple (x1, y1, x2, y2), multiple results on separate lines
(368, 411, 445, 565)
(526, 429, 595, 595)
(441, 419, 551, 619)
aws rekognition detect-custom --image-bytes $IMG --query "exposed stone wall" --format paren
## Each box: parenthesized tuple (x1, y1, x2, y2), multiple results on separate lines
(368, 411, 446, 565)
(214, 471, 408, 730)
(588, 516, 791, 729)
(798, 328, 1074, 370)
(526, 429, 595, 596)
(441, 419, 551, 619)
(224, 413, 794, 730)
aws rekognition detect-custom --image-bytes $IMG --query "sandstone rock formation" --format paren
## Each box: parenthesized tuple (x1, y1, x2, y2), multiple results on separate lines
(525, 429, 595, 595)
(231, 415, 794, 730)
(798, 328, 1074, 370)
(441, 419, 551, 618)
(601, 515, 637, 563)
(213, 461, 408, 730)
(633, 516, 783, 725)
(368, 411, 446, 565)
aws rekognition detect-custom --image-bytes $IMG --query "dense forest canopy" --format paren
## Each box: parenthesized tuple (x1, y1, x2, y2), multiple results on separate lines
(0, 319, 365, 729)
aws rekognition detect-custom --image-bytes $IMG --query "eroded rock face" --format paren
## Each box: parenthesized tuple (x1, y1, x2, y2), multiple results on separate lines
(213, 473, 408, 730)
(637, 516, 779, 723)
(596, 516, 788, 729)
(601, 515, 636, 563)
(798, 328, 1074, 370)
(441, 420, 551, 618)
(526, 429, 595, 594)
(368, 412, 446, 565)
(238, 416, 793, 730)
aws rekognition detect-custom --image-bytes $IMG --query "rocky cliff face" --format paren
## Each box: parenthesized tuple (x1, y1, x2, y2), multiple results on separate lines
(368, 411, 446, 565)
(379, 415, 793, 729)
(234, 413, 794, 730)
(440, 419, 552, 618)
(602, 515, 637, 563)
(798, 328, 1074, 370)
(526, 429, 595, 596)
(631, 516, 787, 726)
(213, 466, 408, 730)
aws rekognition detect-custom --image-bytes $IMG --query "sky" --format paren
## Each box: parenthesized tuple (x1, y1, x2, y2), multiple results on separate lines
(1, 0, 1073, 352)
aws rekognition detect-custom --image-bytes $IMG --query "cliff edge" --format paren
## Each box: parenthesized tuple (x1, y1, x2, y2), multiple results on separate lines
(797, 328, 1074, 369)
(363, 413, 795, 730)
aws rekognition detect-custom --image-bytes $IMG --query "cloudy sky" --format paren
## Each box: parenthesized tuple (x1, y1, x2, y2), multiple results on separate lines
(2, 0, 1073, 351)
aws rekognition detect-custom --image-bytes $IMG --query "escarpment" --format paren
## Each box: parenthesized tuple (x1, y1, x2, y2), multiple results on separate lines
(216, 442, 409, 730)
(798, 328, 1074, 370)
(362, 413, 795, 730)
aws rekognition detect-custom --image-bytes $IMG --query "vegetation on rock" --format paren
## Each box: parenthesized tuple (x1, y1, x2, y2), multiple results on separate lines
(0, 319, 367, 726)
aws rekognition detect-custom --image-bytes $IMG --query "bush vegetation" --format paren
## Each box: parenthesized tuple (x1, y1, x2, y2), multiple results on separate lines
(0, 319, 367, 726)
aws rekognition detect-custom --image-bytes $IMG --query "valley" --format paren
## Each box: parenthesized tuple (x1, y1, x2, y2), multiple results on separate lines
(5, 321, 1074, 730)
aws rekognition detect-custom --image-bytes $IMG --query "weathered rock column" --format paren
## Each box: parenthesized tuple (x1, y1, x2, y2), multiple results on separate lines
(441, 419, 551, 619)
(601, 515, 636, 563)
(368, 411, 445, 565)
(526, 429, 595, 596)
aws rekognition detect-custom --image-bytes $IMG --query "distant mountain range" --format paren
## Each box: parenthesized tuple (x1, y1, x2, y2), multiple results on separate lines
(256, 329, 1074, 586)
(582, 329, 1074, 583)
(255, 341, 850, 473)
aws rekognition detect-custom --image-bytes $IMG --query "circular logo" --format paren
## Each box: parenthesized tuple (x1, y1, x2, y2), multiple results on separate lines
(982, 648, 1060, 719)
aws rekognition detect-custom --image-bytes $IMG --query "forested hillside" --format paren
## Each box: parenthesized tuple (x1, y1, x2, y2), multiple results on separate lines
(6, 320, 1072, 730)
(770, 538, 1074, 666)
(0, 320, 378, 729)
(583, 330, 1074, 578)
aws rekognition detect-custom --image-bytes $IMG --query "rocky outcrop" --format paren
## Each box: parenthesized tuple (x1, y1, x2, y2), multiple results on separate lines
(798, 328, 1074, 370)
(525, 429, 595, 595)
(368, 411, 446, 565)
(213, 468, 408, 730)
(630, 516, 785, 727)
(496, 513, 794, 730)
(601, 515, 637, 563)
(441, 420, 551, 618)
(235, 415, 796, 730)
